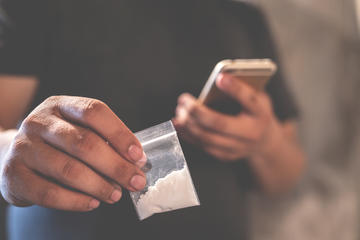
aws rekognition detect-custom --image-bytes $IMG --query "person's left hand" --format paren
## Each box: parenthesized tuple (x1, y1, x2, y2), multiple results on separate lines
(173, 73, 283, 162)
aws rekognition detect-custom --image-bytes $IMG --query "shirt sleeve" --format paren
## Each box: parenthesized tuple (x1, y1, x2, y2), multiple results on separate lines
(249, 5, 299, 121)
(0, 0, 50, 76)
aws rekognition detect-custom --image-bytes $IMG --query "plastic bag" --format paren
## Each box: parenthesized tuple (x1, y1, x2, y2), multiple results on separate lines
(130, 121, 200, 220)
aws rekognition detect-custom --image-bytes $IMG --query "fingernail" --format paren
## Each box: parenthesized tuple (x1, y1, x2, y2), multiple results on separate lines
(136, 151, 147, 168)
(89, 199, 100, 210)
(128, 145, 145, 162)
(130, 175, 146, 191)
(110, 190, 122, 202)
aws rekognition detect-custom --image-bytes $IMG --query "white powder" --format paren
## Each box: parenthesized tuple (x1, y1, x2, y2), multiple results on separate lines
(136, 167, 199, 220)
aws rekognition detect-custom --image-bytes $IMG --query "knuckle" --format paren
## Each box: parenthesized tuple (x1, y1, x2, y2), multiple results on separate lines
(113, 163, 134, 183)
(10, 135, 32, 157)
(39, 187, 58, 207)
(12, 136, 28, 152)
(44, 95, 60, 104)
(60, 159, 84, 182)
(21, 114, 43, 132)
(98, 184, 116, 200)
(106, 128, 127, 144)
(73, 129, 97, 154)
(74, 198, 92, 212)
(42, 96, 62, 114)
(82, 99, 107, 122)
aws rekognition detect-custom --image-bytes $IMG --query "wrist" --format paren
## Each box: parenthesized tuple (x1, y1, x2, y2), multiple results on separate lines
(252, 118, 284, 160)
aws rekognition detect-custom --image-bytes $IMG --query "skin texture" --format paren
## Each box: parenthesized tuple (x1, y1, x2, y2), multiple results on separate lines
(173, 73, 305, 195)
(0, 87, 147, 211)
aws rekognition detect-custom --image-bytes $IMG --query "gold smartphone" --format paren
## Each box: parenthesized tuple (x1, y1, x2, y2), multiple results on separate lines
(198, 59, 277, 115)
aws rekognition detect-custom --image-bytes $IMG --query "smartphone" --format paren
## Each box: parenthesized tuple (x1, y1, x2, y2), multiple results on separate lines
(198, 59, 277, 115)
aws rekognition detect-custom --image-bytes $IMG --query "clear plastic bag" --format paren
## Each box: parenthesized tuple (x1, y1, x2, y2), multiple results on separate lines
(130, 121, 200, 220)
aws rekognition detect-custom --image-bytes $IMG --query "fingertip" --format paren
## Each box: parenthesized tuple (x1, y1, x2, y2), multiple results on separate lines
(128, 145, 147, 164)
(178, 93, 196, 105)
(110, 189, 122, 202)
(136, 151, 147, 168)
(178, 93, 189, 104)
(216, 73, 232, 89)
(130, 174, 147, 191)
(88, 199, 100, 210)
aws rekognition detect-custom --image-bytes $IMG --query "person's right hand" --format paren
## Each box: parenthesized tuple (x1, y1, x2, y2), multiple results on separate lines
(0, 96, 147, 211)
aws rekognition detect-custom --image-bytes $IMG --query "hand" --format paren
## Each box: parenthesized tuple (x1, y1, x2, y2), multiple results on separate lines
(174, 73, 283, 162)
(0, 96, 147, 211)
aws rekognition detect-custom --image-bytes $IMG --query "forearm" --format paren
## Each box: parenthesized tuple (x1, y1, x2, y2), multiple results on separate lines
(249, 121, 305, 195)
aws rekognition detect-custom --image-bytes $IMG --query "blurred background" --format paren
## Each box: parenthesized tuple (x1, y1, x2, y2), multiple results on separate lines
(247, 0, 360, 239)
(1, 0, 360, 239)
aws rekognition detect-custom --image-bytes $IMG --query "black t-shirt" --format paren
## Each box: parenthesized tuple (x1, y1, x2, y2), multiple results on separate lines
(0, 1, 298, 240)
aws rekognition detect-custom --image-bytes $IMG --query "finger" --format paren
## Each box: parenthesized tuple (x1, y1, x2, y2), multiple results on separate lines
(216, 74, 262, 115)
(173, 118, 199, 146)
(50, 96, 146, 164)
(179, 120, 249, 160)
(14, 165, 100, 211)
(176, 95, 260, 140)
(176, 93, 238, 135)
(204, 147, 244, 162)
(37, 117, 146, 192)
(23, 141, 122, 204)
(176, 113, 245, 152)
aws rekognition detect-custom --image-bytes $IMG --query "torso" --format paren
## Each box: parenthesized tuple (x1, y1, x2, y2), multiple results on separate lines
(12, 1, 265, 239)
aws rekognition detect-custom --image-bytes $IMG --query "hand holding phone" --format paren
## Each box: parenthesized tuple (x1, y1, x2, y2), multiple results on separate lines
(174, 64, 280, 162)
(198, 59, 277, 115)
